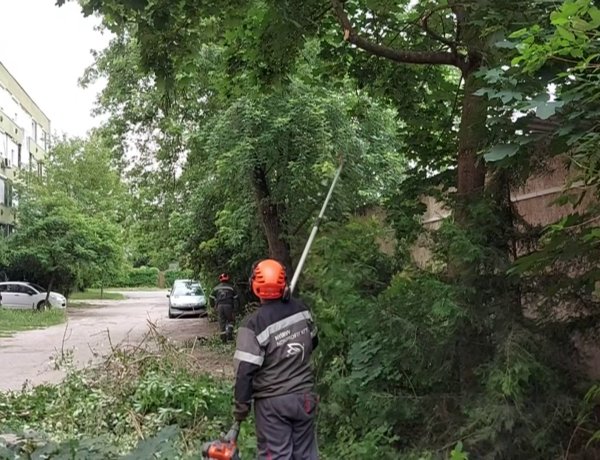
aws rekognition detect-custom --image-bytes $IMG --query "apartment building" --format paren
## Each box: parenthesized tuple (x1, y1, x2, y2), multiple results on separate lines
(0, 61, 50, 236)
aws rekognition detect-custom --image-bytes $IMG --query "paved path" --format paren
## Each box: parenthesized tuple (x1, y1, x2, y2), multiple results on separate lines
(0, 290, 213, 391)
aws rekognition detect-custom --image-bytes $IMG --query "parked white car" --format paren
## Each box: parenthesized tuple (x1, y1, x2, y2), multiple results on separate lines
(167, 279, 207, 318)
(0, 281, 67, 310)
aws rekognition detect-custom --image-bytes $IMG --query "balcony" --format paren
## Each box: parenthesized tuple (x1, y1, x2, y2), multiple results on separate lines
(0, 108, 24, 144)
(28, 136, 45, 162)
(0, 158, 16, 180)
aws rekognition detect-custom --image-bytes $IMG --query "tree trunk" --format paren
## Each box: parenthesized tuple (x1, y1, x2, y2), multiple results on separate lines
(450, 6, 490, 391)
(44, 277, 54, 310)
(456, 68, 487, 205)
(252, 165, 293, 274)
(453, 74, 490, 389)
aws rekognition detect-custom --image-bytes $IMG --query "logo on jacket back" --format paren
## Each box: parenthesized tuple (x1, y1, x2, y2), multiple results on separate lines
(286, 342, 305, 361)
(275, 326, 310, 346)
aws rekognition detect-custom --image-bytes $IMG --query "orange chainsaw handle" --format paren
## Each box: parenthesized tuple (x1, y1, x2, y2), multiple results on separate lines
(201, 421, 241, 460)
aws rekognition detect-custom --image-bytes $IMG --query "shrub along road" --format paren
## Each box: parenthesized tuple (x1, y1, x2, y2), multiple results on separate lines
(0, 290, 215, 391)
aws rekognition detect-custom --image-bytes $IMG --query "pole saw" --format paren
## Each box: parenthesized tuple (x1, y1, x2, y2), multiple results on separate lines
(290, 156, 344, 294)
(202, 157, 344, 460)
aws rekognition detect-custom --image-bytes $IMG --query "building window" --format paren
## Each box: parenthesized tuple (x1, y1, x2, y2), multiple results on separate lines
(40, 129, 47, 150)
(31, 120, 38, 143)
(0, 178, 12, 207)
(0, 133, 6, 159)
(6, 138, 17, 166)
(10, 141, 17, 166)
(5, 180, 11, 207)
(21, 146, 29, 168)
(0, 223, 13, 237)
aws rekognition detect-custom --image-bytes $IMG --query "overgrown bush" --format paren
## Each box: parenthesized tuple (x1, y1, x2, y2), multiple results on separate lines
(302, 205, 583, 459)
(111, 267, 160, 288)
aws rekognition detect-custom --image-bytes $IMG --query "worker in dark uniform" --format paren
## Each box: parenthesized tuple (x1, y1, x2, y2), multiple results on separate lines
(210, 273, 239, 342)
(233, 259, 319, 460)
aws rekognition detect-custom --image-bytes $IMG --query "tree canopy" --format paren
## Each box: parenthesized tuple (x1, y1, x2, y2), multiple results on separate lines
(29, 0, 600, 457)
(1, 135, 126, 295)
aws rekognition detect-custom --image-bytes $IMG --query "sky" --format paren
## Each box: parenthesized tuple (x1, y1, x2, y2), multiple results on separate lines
(0, 0, 111, 137)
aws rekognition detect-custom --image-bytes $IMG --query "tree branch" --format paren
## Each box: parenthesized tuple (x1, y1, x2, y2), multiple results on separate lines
(330, 0, 463, 69)
(420, 7, 457, 50)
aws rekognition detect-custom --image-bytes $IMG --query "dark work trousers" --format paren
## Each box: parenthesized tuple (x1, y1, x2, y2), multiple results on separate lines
(254, 392, 319, 460)
(217, 303, 234, 342)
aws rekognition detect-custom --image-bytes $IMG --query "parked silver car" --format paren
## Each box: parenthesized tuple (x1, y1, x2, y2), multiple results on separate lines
(0, 281, 67, 310)
(167, 279, 207, 318)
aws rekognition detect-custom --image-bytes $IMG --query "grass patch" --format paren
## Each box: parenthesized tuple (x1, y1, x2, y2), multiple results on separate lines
(0, 309, 66, 337)
(69, 289, 125, 300)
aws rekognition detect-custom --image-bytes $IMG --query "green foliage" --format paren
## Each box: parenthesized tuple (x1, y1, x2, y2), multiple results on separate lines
(49, 1, 600, 459)
(164, 269, 194, 288)
(111, 267, 159, 288)
(0, 342, 253, 459)
(172, 40, 403, 282)
(450, 442, 469, 460)
(0, 136, 126, 295)
(298, 198, 580, 458)
(5, 195, 123, 296)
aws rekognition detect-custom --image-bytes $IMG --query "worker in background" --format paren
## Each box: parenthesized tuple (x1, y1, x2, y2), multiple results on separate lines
(210, 273, 239, 342)
(233, 259, 319, 459)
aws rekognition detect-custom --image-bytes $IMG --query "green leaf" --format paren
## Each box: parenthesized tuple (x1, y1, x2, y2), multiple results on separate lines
(493, 90, 523, 103)
(557, 26, 576, 42)
(495, 40, 517, 49)
(484, 144, 519, 162)
(589, 7, 600, 26)
(536, 101, 563, 120)
(509, 28, 529, 39)
(550, 10, 569, 25)
(562, 1, 582, 17)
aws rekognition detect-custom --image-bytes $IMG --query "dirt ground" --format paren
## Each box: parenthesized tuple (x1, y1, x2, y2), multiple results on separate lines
(0, 290, 233, 391)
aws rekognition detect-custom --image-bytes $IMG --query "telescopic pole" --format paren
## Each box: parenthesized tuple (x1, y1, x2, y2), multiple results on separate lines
(289, 158, 344, 295)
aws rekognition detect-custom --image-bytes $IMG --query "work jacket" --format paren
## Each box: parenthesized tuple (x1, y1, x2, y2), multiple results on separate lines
(210, 282, 238, 308)
(234, 297, 318, 404)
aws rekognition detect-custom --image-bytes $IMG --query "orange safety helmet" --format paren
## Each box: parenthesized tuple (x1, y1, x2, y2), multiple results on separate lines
(219, 273, 230, 283)
(251, 259, 287, 300)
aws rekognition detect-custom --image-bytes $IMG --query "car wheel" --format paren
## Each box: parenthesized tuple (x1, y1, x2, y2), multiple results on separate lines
(36, 300, 50, 311)
(168, 306, 175, 319)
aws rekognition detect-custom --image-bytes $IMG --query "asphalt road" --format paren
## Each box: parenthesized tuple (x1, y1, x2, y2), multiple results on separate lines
(0, 290, 213, 392)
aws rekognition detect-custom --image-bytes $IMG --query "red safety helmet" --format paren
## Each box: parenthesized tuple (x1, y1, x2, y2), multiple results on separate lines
(219, 273, 230, 283)
(251, 259, 287, 300)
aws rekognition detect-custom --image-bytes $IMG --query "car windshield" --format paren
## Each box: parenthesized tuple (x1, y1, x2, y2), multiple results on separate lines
(173, 283, 203, 296)
(26, 283, 46, 293)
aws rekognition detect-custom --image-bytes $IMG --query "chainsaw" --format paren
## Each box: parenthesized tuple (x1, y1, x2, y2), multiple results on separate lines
(201, 421, 241, 460)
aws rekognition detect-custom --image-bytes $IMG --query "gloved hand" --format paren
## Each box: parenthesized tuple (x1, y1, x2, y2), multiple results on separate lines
(233, 401, 251, 422)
